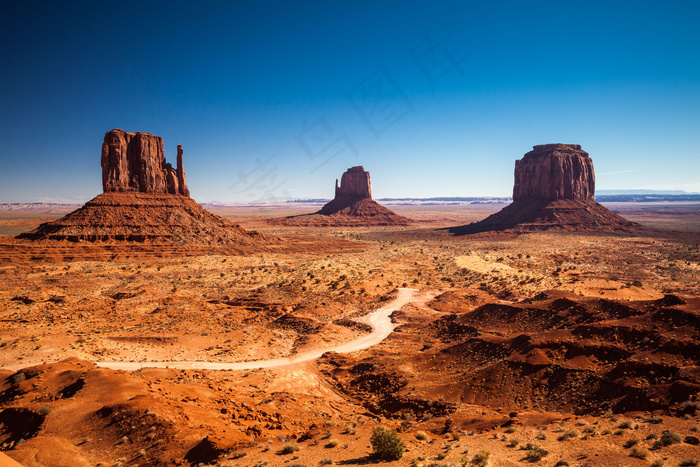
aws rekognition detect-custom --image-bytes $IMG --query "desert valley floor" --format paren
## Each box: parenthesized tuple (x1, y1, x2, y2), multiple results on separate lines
(1, 202, 699, 467)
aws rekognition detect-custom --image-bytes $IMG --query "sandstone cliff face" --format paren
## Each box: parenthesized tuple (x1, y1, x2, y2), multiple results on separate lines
(334, 166, 371, 200)
(513, 144, 594, 202)
(101, 129, 189, 196)
(320, 166, 373, 215)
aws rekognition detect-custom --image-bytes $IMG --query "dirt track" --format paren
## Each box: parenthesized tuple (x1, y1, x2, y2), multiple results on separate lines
(92, 287, 433, 371)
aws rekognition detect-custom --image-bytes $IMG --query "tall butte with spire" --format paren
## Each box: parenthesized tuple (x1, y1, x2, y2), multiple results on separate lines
(100, 129, 189, 196)
(18, 129, 265, 249)
(451, 144, 638, 233)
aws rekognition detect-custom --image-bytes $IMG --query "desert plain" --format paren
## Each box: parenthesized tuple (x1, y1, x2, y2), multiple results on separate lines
(0, 201, 699, 467)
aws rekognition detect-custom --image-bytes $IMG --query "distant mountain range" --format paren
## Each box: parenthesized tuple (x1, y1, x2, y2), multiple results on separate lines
(596, 189, 699, 195)
(3, 191, 700, 210)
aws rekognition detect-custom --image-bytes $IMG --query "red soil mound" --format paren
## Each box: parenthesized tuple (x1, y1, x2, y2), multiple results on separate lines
(450, 199, 639, 233)
(321, 291, 700, 417)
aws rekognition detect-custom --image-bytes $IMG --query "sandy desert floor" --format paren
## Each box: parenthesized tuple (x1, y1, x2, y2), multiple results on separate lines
(1, 203, 699, 466)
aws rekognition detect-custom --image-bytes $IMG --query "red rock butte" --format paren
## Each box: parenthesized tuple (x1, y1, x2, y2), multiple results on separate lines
(271, 166, 409, 226)
(18, 130, 266, 249)
(513, 144, 594, 202)
(102, 129, 189, 196)
(450, 144, 638, 233)
(318, 166, 373, 215)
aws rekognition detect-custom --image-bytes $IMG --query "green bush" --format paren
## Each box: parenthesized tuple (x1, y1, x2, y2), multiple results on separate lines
(370, 425, 404, 461)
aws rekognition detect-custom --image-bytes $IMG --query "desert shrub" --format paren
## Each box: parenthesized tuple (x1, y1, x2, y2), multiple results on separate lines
(678, 459, 699, 467)
(618, 420, 634, 429)
(326, 438, 339, 448)
(231, 451, 247, 459)
(319, 459, 333, 465)
(507, 439, 518, 448)
(525, 443, 549, 461)
(558, 429, 578, 441)
(650, 460, 664, 467)
(370, 426, 404, 461)
(416, 430, 430, 441)
(629, 447, 649, 459)
(471, 450, 490, 466)
(657, 432, 682, 447)
(504, 427, 516, 434)
(624, 439, 639, 448)
(288, 464, 307, 467)
(281, 443, 300, 454)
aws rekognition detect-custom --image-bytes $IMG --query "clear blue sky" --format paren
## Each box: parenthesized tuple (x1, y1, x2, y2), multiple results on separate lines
(1, 0, 699, 203)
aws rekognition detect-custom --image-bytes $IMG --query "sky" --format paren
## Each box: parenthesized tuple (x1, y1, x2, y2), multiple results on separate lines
(1, 0, 699, 203)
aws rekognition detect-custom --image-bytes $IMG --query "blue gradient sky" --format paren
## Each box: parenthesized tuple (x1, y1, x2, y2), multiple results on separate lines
(1, 0, 699, 203)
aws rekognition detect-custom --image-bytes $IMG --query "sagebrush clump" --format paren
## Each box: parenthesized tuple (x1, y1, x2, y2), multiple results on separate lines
(370, 425, 404, 461)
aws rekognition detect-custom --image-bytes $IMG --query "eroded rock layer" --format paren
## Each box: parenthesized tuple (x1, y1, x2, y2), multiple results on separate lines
(17, 192, 265, 247)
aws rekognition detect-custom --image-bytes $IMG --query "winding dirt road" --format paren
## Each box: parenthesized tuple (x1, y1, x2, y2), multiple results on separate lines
(94, 288, 434, 371)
